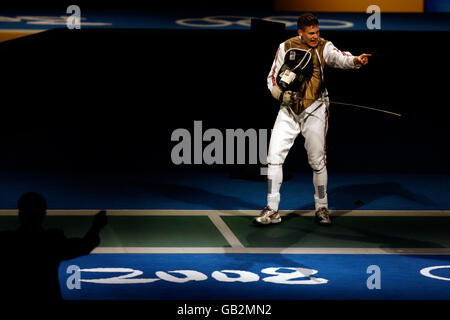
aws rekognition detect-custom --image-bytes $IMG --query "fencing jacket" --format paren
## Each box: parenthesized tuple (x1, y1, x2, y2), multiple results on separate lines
(268, 35, 359, 114)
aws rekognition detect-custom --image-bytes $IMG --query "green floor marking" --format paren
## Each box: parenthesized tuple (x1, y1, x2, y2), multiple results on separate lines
(0, 216, 230, 247)
(222, 215, 450, 248)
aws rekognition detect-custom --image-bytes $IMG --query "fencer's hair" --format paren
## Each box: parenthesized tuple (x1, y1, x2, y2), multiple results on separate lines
(297, 13, 319, 31)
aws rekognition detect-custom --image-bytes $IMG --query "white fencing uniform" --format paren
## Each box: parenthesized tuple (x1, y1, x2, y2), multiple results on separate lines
(266, 35, 360, 211)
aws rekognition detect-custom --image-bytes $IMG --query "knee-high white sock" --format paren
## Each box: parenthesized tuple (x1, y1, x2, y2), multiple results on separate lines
(313, 166, 328, 210)
(267, 164, 283, 211)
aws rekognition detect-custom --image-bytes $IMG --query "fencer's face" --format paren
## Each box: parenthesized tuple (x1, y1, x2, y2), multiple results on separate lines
(298, 25, 320, 47)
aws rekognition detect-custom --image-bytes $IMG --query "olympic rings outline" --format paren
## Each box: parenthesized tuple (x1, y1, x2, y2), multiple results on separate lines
(420, 265, 450, 281)
(176, 15, 254, 28)
(175, 15, 354, 29)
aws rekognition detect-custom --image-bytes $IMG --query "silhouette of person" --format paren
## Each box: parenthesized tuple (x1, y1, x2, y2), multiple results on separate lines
(0, 192, 107, 302)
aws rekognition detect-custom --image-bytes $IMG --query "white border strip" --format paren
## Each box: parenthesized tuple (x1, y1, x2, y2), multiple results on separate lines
(3, 209, 448, 255)
(91, 247, 450, 255)
(208, 214, 244, 248)
(1, 209, 450, 216)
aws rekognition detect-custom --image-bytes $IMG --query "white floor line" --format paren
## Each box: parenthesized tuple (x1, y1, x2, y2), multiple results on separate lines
(208, 214, 244, 248)
(91, 247, 450, 255)
(1, 209, 450, 216)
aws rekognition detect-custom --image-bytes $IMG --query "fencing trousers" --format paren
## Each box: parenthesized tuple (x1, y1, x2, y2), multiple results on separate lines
(266, 101, 328, 211)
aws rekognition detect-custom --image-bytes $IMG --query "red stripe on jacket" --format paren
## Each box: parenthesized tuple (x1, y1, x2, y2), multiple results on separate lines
(270, 47, 280, 86)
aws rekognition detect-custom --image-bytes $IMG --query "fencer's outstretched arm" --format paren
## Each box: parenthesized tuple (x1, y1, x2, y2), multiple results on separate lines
(353, 53, 371, 66)
(323, 41, 370, 69)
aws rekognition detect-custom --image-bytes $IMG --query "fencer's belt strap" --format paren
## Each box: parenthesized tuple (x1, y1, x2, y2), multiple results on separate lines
(279, 89, 285, 101)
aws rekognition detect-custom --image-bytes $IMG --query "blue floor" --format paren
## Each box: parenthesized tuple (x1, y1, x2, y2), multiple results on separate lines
(2, 169, 449, 302)
(60, 253, 450, 300)
(0, 170, 449, 210)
